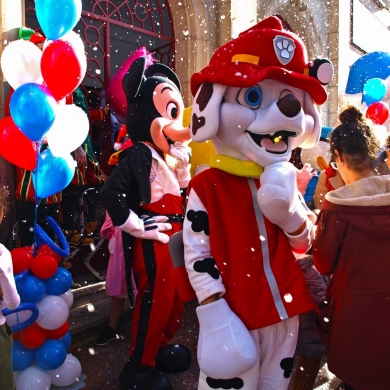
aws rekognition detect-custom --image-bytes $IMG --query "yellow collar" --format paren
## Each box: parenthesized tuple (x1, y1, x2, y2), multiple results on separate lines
(209, 154, 264, 178)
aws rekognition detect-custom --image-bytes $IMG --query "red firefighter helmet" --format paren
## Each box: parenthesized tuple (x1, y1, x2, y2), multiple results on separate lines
(191, 16, 332, 105)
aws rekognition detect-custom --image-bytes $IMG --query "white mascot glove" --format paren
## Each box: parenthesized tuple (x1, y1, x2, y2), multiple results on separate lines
(196, 298, 257, 379)
(257, 162, 307, 234)
(170, 141, 191, 182)
(138, 215, 172, 244)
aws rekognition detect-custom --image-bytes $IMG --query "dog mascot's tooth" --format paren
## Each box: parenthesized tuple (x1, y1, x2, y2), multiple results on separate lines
(100, 52, 193, 390)
(184, 15, 333, 390)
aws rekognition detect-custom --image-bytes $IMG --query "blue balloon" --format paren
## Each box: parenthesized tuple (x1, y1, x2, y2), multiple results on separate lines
(32, 149, 75, 199)
(12, 340, 35, 371)
(36, 0, 82, 40)
(36, 216, 70, 258)
(17, 275, 46, 304)
(59, 331, 72, 350)
(362, 78, 387, 106)
(346, 51, 390, 94)
(35, 339, 67, 370)
(9, 83, 57, 142)
(43, 267, 72, 296)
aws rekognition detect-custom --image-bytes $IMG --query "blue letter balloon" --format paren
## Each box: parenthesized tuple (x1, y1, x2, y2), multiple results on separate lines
(362, 78, 387, 106)
(36, 0, 82, 40)
(35, 339, 67, 370)
(33, 149, 76, 199)
(17, 275, 46, 304)
(9, 83, 57, 142)
(43, 267, 73, 296)
(12, 340, 35, 371)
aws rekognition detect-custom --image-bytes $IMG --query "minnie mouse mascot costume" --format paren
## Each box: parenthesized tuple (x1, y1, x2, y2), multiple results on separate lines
(100, 54, 192, 390)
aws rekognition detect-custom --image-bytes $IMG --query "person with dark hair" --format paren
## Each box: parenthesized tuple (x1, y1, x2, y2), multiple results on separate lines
(313, 105, 390, 390)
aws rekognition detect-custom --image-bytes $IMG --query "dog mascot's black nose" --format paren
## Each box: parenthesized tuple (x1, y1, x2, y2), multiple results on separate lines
(277, 94, 301, 118)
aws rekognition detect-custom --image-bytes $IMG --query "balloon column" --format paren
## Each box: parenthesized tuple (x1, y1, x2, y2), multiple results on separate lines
(0, 0, 85, 388)
(2, 244, 82, 389)
(340, 51, 390, 145)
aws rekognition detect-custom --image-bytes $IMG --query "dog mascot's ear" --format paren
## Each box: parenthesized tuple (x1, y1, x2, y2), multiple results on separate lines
(190, 83, 227, 143)
(122, 57, 147, 105)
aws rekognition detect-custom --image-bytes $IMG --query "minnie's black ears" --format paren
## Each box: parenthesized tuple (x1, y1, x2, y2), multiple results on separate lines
(122, 57, 147, 105)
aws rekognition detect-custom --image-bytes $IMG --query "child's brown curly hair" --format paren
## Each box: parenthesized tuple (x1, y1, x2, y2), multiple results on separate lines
(330, 105, 381, 172)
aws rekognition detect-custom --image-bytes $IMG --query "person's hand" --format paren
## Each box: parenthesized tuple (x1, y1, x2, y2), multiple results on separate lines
(170, 141, 191, 170)
(73, 146, 87, 167)
(297, 163, 317, 195)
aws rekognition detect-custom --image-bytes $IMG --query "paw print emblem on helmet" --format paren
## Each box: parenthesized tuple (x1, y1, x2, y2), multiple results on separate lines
(273, 35, 296, 65)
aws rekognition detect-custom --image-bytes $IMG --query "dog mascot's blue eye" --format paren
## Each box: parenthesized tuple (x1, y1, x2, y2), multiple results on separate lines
(237, 86, 262, 109)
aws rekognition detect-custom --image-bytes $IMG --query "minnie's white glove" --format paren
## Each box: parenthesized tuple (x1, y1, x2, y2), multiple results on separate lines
(119, 211, 172, 244)
(138, 215, 172, 244)
(257, 161, 307, 234)
(170, 141, 191, 184)
(196, 298, 257, 379)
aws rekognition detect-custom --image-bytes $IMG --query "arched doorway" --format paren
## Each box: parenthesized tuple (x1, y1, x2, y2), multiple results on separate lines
(24, 0, 175, 167)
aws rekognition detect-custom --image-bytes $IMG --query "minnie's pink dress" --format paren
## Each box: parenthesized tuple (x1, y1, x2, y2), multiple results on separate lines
(101, 213, 131, 298)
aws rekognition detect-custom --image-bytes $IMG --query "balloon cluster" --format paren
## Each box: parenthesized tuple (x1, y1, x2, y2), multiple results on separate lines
(0, 0, 88, 199)
(340, 51, 390, 145)
(3, 244, 82, 389)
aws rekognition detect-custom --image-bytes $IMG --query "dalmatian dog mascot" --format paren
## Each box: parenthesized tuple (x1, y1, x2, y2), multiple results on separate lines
(183, 16, 333, 390)
(100, 55, 192, 390)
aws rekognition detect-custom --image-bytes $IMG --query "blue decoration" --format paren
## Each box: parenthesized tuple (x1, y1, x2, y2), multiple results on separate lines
(9, 83, 57, 142)
(12, 340, 35, 371)
(35, 216, 70, 258)
(320, 126, 333, 141)
(345, 51, 390, 94)
(36, 0, 82, 40)
(35, 339, 67, 370)
(59, 331, 72, 350)
(43, 267, 73, 296)
(32, 149, 75, 199)
(17, 275, 46, 303)
(2, 302, 39, 332)
(362, 78, 387, 106)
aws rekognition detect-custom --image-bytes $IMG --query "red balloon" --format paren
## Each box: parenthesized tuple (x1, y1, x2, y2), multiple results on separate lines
(37, 244, 62, 263)
(0, 116, 37, 170)
(31, 253, 58, 279)
(45, 321, 69, 339)
(366, 102, 389, 125)
(12, 331, 20, 341)
(10, 247, 34, 274)
(19, 322, 47, 349)
(41, 40, 83, 101)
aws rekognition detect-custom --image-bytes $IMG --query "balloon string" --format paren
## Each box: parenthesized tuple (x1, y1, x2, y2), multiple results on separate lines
(33, 140, 42, 257)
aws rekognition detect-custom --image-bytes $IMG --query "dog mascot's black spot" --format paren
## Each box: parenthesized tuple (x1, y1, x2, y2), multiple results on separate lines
(193, 258, 220, 279)
(206, 377, 244, 389)
(187, 209, 209, 235)
(280, 357, 294, 378)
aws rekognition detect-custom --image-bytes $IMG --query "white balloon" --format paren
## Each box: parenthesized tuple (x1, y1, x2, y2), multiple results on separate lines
(16, 365, 51, 390)
(48, 354, 82, 387)
(46, 104, 89, 157)
(59, 289, 74, 309)
(36, 295, 69, 330)
(1, 40, 43, 89)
